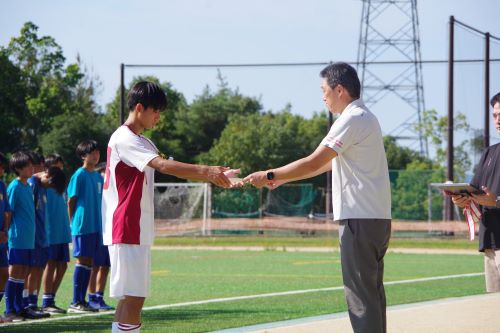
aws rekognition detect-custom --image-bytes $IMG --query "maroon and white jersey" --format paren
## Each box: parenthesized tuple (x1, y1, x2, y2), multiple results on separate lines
(102, 126, 159, 246)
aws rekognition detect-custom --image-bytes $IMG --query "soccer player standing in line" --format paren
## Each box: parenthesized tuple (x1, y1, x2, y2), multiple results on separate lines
(102, 81, 235, 333)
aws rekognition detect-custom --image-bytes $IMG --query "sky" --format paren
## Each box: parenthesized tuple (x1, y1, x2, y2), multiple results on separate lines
(1, 0, 500, 152)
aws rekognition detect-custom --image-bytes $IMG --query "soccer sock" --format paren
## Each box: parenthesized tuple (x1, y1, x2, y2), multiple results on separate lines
(14, 279, 26, 313)
(22, 288, 29, 308)
(80, 265, 92, 302)
(28, 290, 38, 307)
(88, 293, 97, 303)
(42, 293, 55, 307)
(112, 322, 142, 333)
(73, 264, 86, 304)
(5, 278, 22, 314)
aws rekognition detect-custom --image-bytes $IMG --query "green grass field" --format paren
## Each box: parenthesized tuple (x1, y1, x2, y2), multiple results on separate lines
(1, 238, 485, 332)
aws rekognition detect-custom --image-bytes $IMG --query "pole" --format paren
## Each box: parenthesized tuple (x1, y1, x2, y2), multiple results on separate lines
(446, 16, 455, 221)
(120, 63, 125, 125)
(484, 32, 490, 148)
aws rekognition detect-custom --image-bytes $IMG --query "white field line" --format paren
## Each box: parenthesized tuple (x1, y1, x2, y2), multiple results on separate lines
(4, 272, 484, 327)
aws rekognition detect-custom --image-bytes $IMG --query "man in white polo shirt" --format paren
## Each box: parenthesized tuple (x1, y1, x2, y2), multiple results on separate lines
(244, 62, 391, 333)
(102, 81, 235, 333)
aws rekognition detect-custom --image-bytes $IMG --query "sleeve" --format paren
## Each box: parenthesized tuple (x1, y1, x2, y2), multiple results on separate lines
(320, 115, 359, 154)
(116, 134, 159, 172)
(67, 172, 80, 199)
(470, 148, 487, 188)
(7, 184, 16, 212)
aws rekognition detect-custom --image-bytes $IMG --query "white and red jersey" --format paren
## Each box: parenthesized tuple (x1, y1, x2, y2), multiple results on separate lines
(102, 125, 159, 246)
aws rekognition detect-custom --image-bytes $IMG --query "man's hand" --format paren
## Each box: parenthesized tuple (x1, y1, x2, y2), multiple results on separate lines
(449, 193, 471, 208)
(471, 186, 497, 207)
(206, 166, 232, 188)
(243, 171, 270, 189)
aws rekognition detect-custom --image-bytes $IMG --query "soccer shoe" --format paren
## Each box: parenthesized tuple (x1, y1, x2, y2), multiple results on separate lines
(2, 312, 24, 322)
(68, 302, 99, 313)
(19, 307, 49, 320)
(41, 304, 67, 314)
(90, 298, 115, 311)
(26, 305, 51, 318)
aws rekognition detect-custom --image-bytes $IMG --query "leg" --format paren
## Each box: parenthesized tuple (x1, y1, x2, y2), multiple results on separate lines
(484, 249, 500, 292)
(114, 296, 145, 324)
(339, 219, 391, 333)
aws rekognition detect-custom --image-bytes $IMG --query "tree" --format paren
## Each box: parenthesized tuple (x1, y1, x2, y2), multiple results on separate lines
(383, 135, 429, 170)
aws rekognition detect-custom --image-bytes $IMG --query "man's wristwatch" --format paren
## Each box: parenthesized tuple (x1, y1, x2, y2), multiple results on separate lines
(266, 171, 275, 181)
(496, 196, 500, 208)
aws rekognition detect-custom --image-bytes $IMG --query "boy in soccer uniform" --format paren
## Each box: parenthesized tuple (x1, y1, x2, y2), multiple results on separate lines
(4, 151, 45, 321)
(0, 153, 12, 323)
(102, 81, 235, 333)
(88, 162, 113, 311)
(42, 154, 71, 314)
(24, 152, 50, 317)
(67, 141, 103, 313)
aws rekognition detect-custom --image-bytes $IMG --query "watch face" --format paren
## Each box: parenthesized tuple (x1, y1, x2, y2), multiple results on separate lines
(266, 172, 274, 181)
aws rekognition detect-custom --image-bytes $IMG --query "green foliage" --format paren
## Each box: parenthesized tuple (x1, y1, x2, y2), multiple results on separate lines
(415, 109, 471, 181)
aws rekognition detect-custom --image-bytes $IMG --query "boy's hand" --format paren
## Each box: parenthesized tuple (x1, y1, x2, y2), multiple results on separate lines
(206, 166, 232, 188)
(0, 230, 7, 243)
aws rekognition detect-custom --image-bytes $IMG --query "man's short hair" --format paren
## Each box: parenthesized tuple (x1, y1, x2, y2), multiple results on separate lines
(28, 151, 44, 166)
(127, 81, 167, 112)
(490, 92, 500, 107)
(45, 153, 64, 169)
(76, 140, 98, 159)
(10, 151, 32, 176)
(320, 62, 361, 99)
(47, 166, 67, 195)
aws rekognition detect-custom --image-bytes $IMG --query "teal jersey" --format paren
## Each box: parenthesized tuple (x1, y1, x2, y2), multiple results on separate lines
(45, 188, 72, 244)
(7, 179, 35, 249)
(67, 167, 103, 236)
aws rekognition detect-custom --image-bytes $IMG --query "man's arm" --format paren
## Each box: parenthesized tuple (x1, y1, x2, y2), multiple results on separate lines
(148, 157, 232, 188)
(0, 211, 10, 243)
(244, 145, 337, 188)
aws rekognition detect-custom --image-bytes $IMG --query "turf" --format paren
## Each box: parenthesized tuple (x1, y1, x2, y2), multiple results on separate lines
(0, 248, 484, 332)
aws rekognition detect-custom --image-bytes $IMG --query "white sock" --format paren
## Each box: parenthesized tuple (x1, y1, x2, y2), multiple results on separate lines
(112, 322, 141, 332)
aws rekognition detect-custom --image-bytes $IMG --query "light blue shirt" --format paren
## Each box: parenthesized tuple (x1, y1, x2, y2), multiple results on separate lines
(28, 176, 48, 248)
(7, 179, 35, 249)
(45, 188, 72, 245)
(67, 167, 103, 236)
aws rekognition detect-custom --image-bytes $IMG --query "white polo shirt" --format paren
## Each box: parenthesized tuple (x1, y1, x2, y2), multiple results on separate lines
(321, 99, 391, 220)
(102, 125, 159, 246)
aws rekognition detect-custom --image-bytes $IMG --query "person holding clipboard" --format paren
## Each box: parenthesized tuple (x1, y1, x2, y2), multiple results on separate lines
(447, 92, 500, 292)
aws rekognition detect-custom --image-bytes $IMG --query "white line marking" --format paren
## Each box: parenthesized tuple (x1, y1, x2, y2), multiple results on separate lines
(4, 272, 484, 327)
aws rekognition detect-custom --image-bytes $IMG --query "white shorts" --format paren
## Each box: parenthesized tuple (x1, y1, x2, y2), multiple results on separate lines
(108, 244, 151, 299)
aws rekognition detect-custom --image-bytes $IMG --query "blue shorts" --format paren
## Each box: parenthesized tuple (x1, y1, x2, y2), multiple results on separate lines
(93, 244, 110, 267)
(72, 233, 99, 259)
(8, 248, 32, 266)
(48, 243, 70, 262)
(29, 246, 49, 267)
(0, 247, 8, 268)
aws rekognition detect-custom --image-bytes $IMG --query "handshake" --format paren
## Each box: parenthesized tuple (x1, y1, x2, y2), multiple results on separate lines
(205, 167, 283, 190)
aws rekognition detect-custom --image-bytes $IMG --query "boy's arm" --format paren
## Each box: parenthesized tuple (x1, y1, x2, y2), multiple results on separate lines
(148, 157, 232, 188)
(68, 197, 77, 221)
(0, 212, 11, 243)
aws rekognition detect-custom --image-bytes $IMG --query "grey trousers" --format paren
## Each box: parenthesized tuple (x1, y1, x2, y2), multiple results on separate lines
(338, 219, 391, 333)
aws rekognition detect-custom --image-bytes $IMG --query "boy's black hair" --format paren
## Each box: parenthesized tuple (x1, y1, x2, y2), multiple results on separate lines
(45, 153, 64, 169)
(320, 62, 361, 99)
(0, 152, 8, 171)
(47, 166, 67, 195)
(490, 92, 500, 107)
(28, 151, 45, 166)
(9, 151, 32, 176)
(76, 140, 98, 159)
(127, 81, 167, 112)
